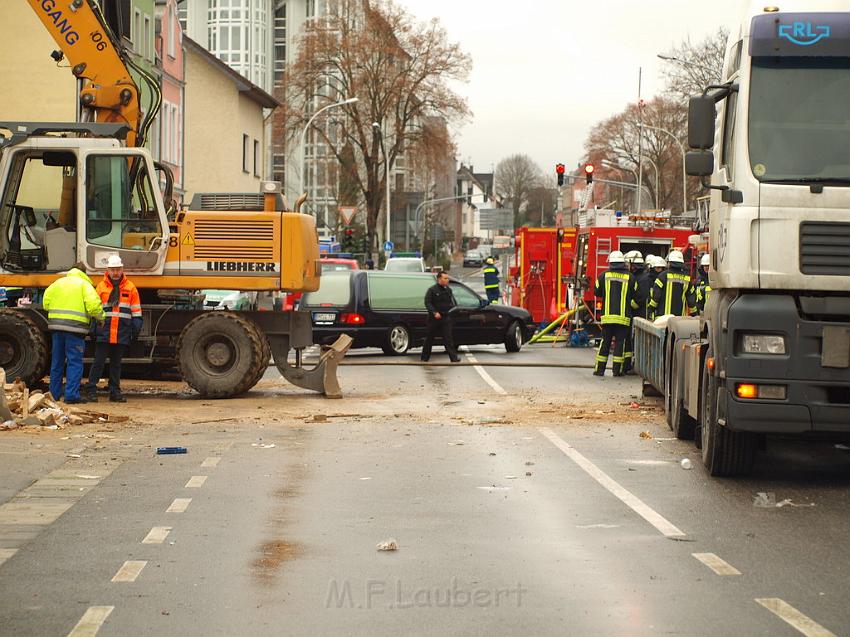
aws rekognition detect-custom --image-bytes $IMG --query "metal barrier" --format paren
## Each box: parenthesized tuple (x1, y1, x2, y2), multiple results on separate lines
(633, 317, 667, 392)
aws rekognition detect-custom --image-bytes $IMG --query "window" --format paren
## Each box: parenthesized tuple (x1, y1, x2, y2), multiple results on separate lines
(367, 273, 433, 310)
(253, 140, 260, 177)
(720, 92, 738, 176)
(450, 282, 481, 308)
(301, 272, 352, 307)
(133, 9, 141, 52)
(168, 6, 176, 58)
(242, 134, 250, 173)
(307, 0, 316, 18)
(144, 15, 152, 60)
(85, 155, 162, 248)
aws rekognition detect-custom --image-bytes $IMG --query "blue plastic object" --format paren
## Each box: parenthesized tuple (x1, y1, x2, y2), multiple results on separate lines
(156, 447, 188, 455)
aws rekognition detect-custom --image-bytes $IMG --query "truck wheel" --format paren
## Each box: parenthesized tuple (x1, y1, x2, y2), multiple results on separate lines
(0, 310, 49, 386)
(504, 320, 523, 352)
(700, 354, 756, 476)
(669, 362, 696, 440)
(382, 324, 410, 355)
(177, 312, 266, 398)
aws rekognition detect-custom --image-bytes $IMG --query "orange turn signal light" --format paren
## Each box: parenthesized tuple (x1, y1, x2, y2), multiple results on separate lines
(736, 383, 758, 399)
(707, 357, 715, 370)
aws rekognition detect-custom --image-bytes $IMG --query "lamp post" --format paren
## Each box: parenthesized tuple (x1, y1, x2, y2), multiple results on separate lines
(299, 97, 358, 206)
(643, 124, 688, 214)
(640, 155, 660, 210)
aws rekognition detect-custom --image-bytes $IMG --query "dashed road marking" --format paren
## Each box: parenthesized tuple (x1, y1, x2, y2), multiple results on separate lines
(0, 548, 17, 567)
(166, 498, 192, 513)
(141, 526, 172, 544)
(755, 598, 837, 637)
(185, 475, 208, 488)
(67, 605, 114, 637)
(539, 427, 685, 538)
(201, 457, 221, 468)
(463, 351, 507, 395)
(111, 560, 147, 583)
(692, 552, 741, 576)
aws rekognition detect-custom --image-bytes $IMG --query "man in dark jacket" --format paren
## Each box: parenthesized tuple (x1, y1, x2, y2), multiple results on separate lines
(421, 271, 460, 362)
(482, 257, 500, 304)
(649, 250, 695, 318)
(593, 251, 639, 377)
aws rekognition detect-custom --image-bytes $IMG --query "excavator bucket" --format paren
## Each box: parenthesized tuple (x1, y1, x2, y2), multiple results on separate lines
(269, 334, 353, 399)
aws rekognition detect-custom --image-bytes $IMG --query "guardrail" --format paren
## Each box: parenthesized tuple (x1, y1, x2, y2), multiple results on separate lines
(633, 317, 667, 393)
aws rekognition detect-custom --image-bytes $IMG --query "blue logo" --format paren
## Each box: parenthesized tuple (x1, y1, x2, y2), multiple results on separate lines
(778, 22, 831, 46)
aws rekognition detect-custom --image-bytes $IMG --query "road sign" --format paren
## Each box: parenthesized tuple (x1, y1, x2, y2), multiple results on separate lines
(339, 206, 357, 225)
(383, 240, 394, 253)
(478, 208, 514, 231)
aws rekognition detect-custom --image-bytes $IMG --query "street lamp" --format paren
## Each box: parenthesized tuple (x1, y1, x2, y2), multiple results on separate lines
(299, 97, 358, 205)
(643, 124, 688, 214)
(640, 155, 660, 210)
(372, 122, 393, 251)
(656, 53, 718, 76)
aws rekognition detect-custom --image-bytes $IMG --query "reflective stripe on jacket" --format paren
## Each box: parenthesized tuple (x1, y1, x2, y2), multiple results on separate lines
(594, 267, 639, 326)
(483, 265, 500, 289)
(93, 275, 143, 345)
(42, 269, 105, 334)
(649, 269, 694, 317)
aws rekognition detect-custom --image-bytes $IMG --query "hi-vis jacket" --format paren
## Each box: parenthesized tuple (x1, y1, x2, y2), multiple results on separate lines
(594, 266, 640, 326)
(93, 275, 143, 345)
(650, 267, 695, 317)
(42, 269, 105, 334)
(483, 264, 500, 290)
(695, 271, 712, 314)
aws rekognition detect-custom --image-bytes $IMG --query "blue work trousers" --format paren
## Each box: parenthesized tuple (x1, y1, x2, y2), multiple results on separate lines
(50, 331, 85, 401)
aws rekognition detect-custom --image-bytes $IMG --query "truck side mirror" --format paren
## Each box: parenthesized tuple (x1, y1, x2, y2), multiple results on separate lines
(686, 151, 714, 177)
(688, 96, 716, 149)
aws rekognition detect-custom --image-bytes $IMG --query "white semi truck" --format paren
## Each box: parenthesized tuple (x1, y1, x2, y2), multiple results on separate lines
(634, 2, 850, 475)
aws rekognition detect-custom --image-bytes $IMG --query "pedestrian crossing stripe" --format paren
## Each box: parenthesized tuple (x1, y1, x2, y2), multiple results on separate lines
(182, 234, 194, 246)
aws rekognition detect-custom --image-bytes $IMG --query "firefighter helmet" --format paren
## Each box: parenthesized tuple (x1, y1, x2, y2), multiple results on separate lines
(668, 250, 685, 264)
(608, 250, 625, 264)
(700, 253, 710, 267)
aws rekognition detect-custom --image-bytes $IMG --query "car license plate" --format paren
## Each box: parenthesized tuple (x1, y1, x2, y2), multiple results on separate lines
(313, 312, 337, 324)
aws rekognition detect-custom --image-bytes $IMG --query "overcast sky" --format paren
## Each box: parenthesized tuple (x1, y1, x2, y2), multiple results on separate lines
(397, 0, 742, 176)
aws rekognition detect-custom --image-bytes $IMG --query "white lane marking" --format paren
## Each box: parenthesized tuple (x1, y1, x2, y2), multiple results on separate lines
(141, 526, 172, 544)
(185, 475, 208, 488)
(67, 606, 114, 637)
(111, 560, 147, 583)
(621, 459, 673, 466)
(755, 598, 838, 637)
(201, 457, 221, 468)
(692, 553, 742, 576)
(463, 351, 507, 395)
(539, 427, 686, 538)
(0, 548, 17, 567)
(166, 498, 192, 513)
(576, 523, 621, 529)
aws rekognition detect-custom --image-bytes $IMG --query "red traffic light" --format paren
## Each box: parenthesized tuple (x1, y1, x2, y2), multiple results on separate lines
(584, 164, 594, 175)
(556, 163, 565, 175)
(345, 228, 354, 236)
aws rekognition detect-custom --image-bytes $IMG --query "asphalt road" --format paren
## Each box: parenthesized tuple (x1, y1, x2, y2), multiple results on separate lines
(1, 342, 850, 636)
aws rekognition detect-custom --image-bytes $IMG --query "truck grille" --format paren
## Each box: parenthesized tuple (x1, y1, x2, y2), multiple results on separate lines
(194, 220, 275, 241)
(800, 222, 850, 276)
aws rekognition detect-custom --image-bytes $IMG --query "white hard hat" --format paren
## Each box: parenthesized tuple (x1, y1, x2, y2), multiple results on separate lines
(700, 253, 710, 267)
(633, 254, 644, 265)
(608, 250, 625, 264)
(106, 254, 123, 268)
(652, 255, 667, 268)
(668, 250, 685, 264)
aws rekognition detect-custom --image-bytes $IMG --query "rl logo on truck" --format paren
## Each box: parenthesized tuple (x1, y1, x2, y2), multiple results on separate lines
(778, 22, 831, 46)
(206, 262, 277, 272)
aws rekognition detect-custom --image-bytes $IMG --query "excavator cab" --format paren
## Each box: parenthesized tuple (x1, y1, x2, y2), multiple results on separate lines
(0, 124, 169, 275)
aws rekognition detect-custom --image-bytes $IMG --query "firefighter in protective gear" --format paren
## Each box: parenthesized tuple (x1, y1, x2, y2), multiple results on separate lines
(42, 264, 105, 404)
(649, 250, 695, 318)
(483, 257, 500, 304)
(695, 253, 711, 314)
(83, 255, 142, 403)
(594, 251, 639, 377)
(623, 251, 647, 372)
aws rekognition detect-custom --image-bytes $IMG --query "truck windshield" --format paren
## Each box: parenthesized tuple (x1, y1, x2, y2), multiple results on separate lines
(749, 58, 850, 183)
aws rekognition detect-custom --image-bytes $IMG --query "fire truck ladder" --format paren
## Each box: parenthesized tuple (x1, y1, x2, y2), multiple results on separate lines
(578, 181, 595, 212)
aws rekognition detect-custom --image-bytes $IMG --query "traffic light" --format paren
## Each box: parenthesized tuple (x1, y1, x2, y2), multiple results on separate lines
(343, 227, 354, 250)
(556, 163, 565, 187)
(584, 164, 594, 184)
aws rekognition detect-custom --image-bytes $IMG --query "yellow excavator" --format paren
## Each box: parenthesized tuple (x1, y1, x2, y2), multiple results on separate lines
(0, 0, 351, 398)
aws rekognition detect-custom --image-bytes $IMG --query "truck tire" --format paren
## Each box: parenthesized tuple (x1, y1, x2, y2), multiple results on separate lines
(246, 322, 271, 388)
(700, 354, 756, 477)
(669, 362, 696, 440)
(177, 312, 266, 398)
(0, 310, 49, 386)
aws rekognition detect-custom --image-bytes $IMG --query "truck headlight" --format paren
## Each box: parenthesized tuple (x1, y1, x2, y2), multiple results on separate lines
(741, 334, 786, 355)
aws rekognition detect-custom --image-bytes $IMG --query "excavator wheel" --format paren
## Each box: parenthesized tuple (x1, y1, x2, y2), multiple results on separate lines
(246, 321, 271, 389)
(176, 312, 267, 398)
(0, 309, 49, 387)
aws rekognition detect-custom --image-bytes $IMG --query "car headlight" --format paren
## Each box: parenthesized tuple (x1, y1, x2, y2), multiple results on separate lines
(741, 334, 786, 355)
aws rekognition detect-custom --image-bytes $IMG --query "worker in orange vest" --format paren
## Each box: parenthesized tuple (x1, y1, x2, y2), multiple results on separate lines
(83, 255, 142, 402)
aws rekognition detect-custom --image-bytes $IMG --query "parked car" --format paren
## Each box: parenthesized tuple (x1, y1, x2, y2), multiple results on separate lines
(463, 250, 483, 268)
(384, 257, 426, 273)
(281, 257, 360, 311)
(201, 290, 257, 310)
(301, 271, 535, 355)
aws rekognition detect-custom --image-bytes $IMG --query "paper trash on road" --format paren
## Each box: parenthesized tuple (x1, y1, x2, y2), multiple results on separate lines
(752, 492, 815, 508)
(376, 538, 398, 551)
(680, 459, 693, 470)
(639, 431, 653, 439)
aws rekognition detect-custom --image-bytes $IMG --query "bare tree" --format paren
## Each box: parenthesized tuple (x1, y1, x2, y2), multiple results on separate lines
(281, 0, 470, 255)
(585, 96, 701, 213)
(526, 186, 558, 227)
(494, 154, 543, 228)
(660, 28, 729, 100)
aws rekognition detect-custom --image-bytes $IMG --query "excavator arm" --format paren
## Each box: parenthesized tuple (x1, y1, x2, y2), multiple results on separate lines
(25, 0, 155, 148)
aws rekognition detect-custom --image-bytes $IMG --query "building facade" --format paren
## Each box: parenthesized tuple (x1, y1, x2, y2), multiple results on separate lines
(155, 0, 186, 200)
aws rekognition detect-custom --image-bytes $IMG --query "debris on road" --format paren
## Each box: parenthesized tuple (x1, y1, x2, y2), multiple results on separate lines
(639, 431, 653, 439)
(629, 402, 641, 409)
(156, 446, 188, 454)
(680, 458, 693, 470)
(376, 538, 398, 551)
(251, 443, 276, 449)
(448, 440, 464, 446)
(755, 492, 816, 508)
